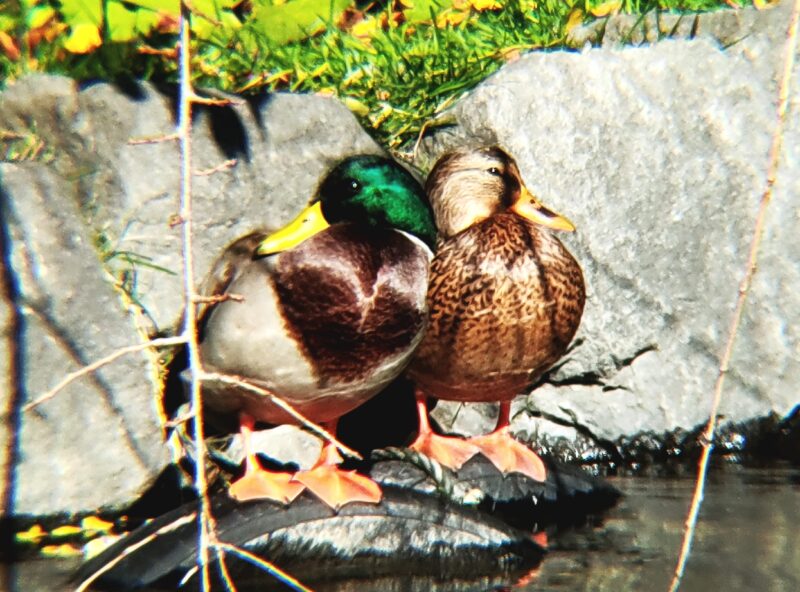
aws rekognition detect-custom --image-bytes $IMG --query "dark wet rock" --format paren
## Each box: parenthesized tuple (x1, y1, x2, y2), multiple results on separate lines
(74, 486, 545, 591)
(370, 451, 620, 530)
(416, 1, 800, 455)
(0, 163, 170, 517)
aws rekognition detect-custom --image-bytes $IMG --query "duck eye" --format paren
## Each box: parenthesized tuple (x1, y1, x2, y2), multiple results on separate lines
(487, 167, 502, 177)
(348, 179, 361, 194)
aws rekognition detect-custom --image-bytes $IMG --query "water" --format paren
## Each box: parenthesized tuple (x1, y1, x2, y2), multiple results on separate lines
(527, 465, 800, 592)
(4, 465, 798, 591)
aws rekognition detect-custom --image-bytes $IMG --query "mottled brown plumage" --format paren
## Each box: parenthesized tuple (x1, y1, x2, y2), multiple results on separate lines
(409, 213, 584, 401)
(407, 146, 585, 481)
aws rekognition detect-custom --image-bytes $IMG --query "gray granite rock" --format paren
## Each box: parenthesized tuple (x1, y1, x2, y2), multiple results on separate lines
(0, 163, 170, 517)
(224, 425, 323, 471)
(419, 1, 800, 453)
(0, 78, 388, 517)
(0, 77, 385, 334)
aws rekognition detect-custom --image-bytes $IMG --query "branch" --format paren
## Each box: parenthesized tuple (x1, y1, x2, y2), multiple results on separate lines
(23, 336, 187, 412)
(128, 132, 180, 145)
(200, 372, 363, 461)
(176, 7, 213, 590)
(195, 158, 237, 176)
(667, 2, 800, 590)
(215, 543, 313, 592)
(73, 513, 198, 592)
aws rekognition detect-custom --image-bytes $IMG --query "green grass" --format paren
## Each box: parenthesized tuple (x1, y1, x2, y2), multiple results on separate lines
(0, 0, 748, 152)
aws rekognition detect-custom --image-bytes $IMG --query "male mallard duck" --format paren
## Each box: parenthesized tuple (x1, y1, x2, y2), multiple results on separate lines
(197, 155, 436, 508)
(407, 146, 585, 482)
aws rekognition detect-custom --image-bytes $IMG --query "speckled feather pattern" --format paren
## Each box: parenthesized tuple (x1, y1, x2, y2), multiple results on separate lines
(408, 212, 584, 402)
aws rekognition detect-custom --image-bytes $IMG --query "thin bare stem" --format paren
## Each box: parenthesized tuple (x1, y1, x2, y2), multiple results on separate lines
(215, 545, 239, 592)
(200, 371, 363, 461)
(128, 132, 180, 145)
(24, 336, 187, 412)
(195, 158, 238, 176)
(192, 293, 244, 304)
(73, 513, 198, 592)
(667, 2, 800, 590)
(177, 8, 212, 590)
(187, 94, 241, 107)
(216, 543, 313, 592)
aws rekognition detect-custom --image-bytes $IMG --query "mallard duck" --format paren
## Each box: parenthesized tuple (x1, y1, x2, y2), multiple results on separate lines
(406, 146, 585, 483)
(197, 155, 436, 508)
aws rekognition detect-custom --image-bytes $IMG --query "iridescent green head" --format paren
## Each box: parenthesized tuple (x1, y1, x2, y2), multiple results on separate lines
(258, 155, 437, 255)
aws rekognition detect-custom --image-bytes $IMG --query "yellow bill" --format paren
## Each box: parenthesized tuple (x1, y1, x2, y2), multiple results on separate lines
(256, 201, 330, 256)
(510, 186, 575, 232)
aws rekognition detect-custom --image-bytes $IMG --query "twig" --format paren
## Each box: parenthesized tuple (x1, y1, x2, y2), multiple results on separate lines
(183, 0, 224, 26)
(73, 513, 198, 592)
(192, 293, 244, 304)
(176, 8, 213, 590)
(165, 410, 197, 428)
(195, 158, 238, 176)
(187, 94, 241, 107)
(667, 3, 800, 590)
(216, 543, 313, 592)
(200, 371, 363, 461)
(23, 335, 187, 412)
(128, 132, 180, 145)
(214, 544, 239, 592)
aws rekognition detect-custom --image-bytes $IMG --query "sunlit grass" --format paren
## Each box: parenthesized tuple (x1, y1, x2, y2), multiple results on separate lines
(192, 0, 745, 150)
(0, 0, 748, 151)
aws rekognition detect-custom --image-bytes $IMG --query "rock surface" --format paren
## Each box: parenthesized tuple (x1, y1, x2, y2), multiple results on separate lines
(0, 163, 169, 517)
(0, 76, 385, 334)
(417, 1, 800, 456)
(75, 486, 546, 591)
(0, 78, 386, 518)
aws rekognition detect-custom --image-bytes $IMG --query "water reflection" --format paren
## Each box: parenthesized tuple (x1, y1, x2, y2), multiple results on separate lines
(525, 465, 800, 592)
(5, 465, 798, 591)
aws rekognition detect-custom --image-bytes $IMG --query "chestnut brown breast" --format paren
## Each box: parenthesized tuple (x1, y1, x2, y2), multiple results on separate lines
(271, 224, 430, 386)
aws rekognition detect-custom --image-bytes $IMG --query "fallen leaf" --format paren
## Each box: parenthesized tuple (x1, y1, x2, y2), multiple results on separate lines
(27, 6, 57, 29)
(341, 96, 370, 116)
(50, 525, 83, 539)
(41, 544, 82, 558)
(64, 23, 102, 54)
(436, 8, 469, 28)
(350, 14, 383, 40)
(588, 0, 622, 17)
(470, 0, 501, 10)
(0, 31, 20, 60)
(565, 8, 585, 34)
(81, 516, 115, 534)
(15, 524, 45, 544)
(138, 45, 178, 58)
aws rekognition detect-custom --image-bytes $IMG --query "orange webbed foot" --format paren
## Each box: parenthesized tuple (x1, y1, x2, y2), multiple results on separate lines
(469, 428, 547, 482)
(292, 442, 382, 509)
(228, 468, 305, 504)
(293, 465, 382, 510)
(410, 430, 481, 471)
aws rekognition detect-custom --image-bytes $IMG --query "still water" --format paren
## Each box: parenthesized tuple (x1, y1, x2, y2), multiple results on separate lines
(5, 465, 798, 591)
(526, 465, 799, 592)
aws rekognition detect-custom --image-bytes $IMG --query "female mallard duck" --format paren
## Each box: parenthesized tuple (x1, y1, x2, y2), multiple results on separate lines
(197, 155, 436, 508)
(407, 146, 585, 483)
